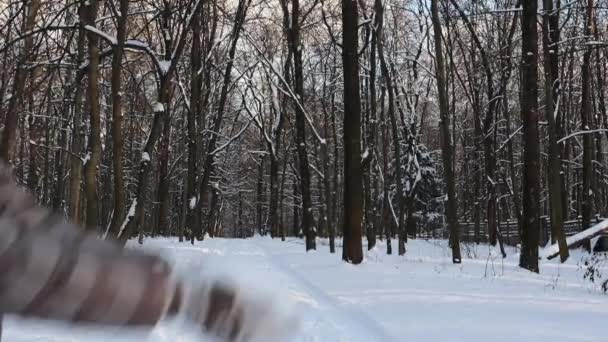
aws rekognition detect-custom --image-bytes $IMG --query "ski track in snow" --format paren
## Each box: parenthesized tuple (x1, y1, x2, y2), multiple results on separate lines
(4, 236, 608, 341)
(251, 239, 396, 342)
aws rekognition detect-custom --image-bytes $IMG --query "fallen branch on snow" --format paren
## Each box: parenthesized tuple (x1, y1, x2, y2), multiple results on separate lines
(542, 219, 608, 260)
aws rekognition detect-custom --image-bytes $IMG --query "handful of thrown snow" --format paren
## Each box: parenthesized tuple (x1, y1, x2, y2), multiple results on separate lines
(171, 269, 301, 342)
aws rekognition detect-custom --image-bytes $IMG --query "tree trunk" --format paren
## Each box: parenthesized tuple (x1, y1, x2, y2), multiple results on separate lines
(256, 155, 266, 235)
(268, 56, 288, 238)
(379, 88, 391, 255)
(366, 11, 378, 250)
(580, 0, 594, 252)
(321, 75, 334, 251)
(330, 62, 339, 253)
(431, 0, 461, 264)
(375, 0, 404, 255)
(283, 0, 316, 251)
(279, 146, 289, 241)
(519, 0, 541, 273)
(156, 104, 172, 237)
(185, 5, 202, 240)
(69, 27, 87, 225)
(542, 0, 569, 261)
(107, 0, 129, 238)
(83, 0, 102, 230)
(341, 0, 363, 264)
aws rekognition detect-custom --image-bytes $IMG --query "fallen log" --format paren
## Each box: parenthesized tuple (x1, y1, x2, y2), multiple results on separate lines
(542, 219, 608, 260)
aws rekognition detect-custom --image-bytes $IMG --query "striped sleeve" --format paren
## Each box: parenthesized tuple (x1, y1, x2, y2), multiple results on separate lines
(0, 164, 285, 341)
(0, 179, 181, 326)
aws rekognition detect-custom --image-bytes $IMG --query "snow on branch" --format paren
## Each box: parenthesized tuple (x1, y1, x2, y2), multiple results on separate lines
(117, 199, 138, 238)
(84, 25, 117, 45)
(557, 129, 608, 144)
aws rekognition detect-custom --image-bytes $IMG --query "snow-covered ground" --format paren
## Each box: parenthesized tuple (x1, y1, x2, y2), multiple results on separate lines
(4, 236, 608, 341)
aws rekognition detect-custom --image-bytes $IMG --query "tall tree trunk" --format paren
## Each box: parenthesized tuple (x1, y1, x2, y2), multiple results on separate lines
(321, 65, 334, 251)
(156, 103, 172, 237)
(83, 0, 102, 230)
(379, 88, 392, 255)
(69, 27, 87, 225)
(593, 13, 607, 217)
(341, 0, 363, 264)
(519, 0, 541, 273)
(186, 6, 202, 240)
(282, 0, 316, 250)
(542, 0, 569, 261)
(108, 0, 129, 238)
(154, 1, 177, 239)
(330, 59, 339, 253)
(580, 0, 594, 252)
(279, 146, 289, 241)
(365, 10, 378, 250)
(256, 155, 266, 235)
(268, 55, 289, 238)
(375, 0, 404, 255)
(431, 0, 461, 264)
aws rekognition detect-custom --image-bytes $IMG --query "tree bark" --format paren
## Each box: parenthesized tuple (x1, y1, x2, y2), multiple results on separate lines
(107, 0, 129, 238)
(68, 26, 87, 225)
(431, 0, 461, 264)
(375, 0, 404, 255)
(83, 0, 102, 230)
(268, 55, 289, 238)
(282, 0, 316, 250)
(519, 0, 541, 273)
(185, 5, 202, 239)
(580, 0, 594, 252)
(542, 0, 569, 261)
(341, 0, 363, 263)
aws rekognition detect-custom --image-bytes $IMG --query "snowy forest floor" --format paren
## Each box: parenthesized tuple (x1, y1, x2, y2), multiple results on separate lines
(4, 236, 608, 341)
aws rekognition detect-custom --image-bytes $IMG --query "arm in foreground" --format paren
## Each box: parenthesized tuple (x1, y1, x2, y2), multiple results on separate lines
(0, 166, 297, 341)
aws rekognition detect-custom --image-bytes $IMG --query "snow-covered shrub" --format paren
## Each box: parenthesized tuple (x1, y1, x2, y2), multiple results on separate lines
(583, 253, 608, 293)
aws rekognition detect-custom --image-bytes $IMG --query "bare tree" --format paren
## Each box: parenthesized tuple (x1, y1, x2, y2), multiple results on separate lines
(431, 0, 461, 264)
(519, 0, 541, 273)
(341, 0, 363, 263)
(542, 0, 569, 261)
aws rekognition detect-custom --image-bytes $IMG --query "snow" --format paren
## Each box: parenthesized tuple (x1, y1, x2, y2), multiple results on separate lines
(4, 237, 608, 341)
(188, 196, 197, 210)
(152, 102, 165, 113)
(84, 25, 118, 46)
(158, 61, 171, 75)
(142, 152, 151, 162)
(124, 39, 149, 49)
(361, 148, 369, 161)
(117, 199, 137, 238)
(83, 152, 91, 166)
